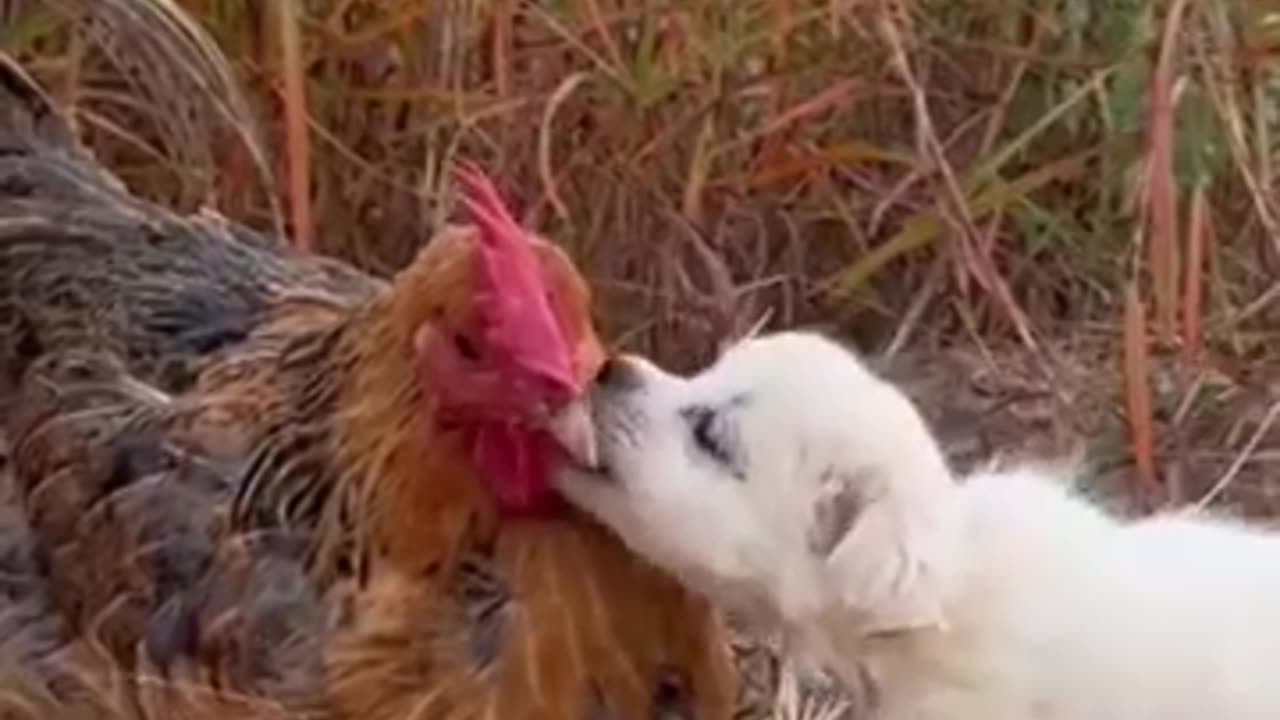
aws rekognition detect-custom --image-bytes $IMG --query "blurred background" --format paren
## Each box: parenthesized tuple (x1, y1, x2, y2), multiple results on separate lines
(3, 0, 1279, 514)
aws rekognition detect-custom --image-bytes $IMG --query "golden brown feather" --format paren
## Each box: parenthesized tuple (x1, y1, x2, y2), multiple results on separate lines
(0, 51, 742, 719)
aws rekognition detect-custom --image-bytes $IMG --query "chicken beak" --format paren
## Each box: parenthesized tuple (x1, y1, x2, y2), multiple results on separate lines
(547, 400, 598, 470)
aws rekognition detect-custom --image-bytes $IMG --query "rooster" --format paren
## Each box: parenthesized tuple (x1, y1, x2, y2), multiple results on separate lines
(0, 54, 740, 719)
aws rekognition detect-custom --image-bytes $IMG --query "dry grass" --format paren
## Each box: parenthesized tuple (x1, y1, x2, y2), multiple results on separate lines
(8, 1, 1278, 366)
(2, 0, 1280, 716)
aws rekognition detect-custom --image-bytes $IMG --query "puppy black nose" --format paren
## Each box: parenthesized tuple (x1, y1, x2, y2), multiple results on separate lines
(595, 356, 641, 391)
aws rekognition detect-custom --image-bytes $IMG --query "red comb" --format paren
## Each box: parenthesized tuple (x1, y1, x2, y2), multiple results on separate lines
(452, 160, 576, 390)
(454, 161, 529, 252)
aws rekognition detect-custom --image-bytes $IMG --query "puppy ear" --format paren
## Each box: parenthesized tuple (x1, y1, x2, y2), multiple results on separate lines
(809, 468, 949, 635)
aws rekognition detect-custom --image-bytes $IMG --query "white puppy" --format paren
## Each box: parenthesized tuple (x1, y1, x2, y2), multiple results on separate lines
(557, 331, 1280, 720)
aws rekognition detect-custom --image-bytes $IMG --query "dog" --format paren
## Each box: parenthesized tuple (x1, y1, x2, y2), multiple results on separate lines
(556, 331, 1280, 720)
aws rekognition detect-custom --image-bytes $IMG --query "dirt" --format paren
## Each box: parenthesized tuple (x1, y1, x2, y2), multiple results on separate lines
(887, 334, 1280, 521)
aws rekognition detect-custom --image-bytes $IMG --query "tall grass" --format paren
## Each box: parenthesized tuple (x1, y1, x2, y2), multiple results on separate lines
(4, 0, 1280, 567)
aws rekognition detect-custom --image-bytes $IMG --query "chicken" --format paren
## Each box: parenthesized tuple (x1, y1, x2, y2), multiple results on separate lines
(0, 53, 740, 719)
(0, 383, 308, 720)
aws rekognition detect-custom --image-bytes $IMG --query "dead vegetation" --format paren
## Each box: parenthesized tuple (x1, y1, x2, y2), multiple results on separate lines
(0, 0, 1279, 717)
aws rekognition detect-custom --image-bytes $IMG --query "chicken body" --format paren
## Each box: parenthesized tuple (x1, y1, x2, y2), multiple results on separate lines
(0, 55, 739, 719)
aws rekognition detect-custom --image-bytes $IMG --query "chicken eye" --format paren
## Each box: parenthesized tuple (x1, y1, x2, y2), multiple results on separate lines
(453, 332, 482, 363)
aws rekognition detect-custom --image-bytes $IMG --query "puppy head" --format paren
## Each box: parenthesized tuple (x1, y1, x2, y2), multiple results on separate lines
(557, 331, 959, 636)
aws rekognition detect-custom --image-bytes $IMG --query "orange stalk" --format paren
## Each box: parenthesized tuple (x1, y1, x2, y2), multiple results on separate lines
(1123, 281, 1160, 509)
(278, 0, 313, 253)
(491, 0, 513, 101)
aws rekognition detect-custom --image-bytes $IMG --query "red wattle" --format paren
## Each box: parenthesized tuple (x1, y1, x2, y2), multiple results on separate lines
(471, 424, 563, 515)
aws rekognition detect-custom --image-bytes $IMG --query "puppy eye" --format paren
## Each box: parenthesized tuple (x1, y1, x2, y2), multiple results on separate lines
(684, 406, 732, 467)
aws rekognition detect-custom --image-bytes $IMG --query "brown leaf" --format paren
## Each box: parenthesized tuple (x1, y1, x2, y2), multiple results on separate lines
(1181, 185, 1211, 364)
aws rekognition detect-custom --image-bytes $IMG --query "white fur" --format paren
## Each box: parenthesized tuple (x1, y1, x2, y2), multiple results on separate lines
(557, 331, 1280, 720)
